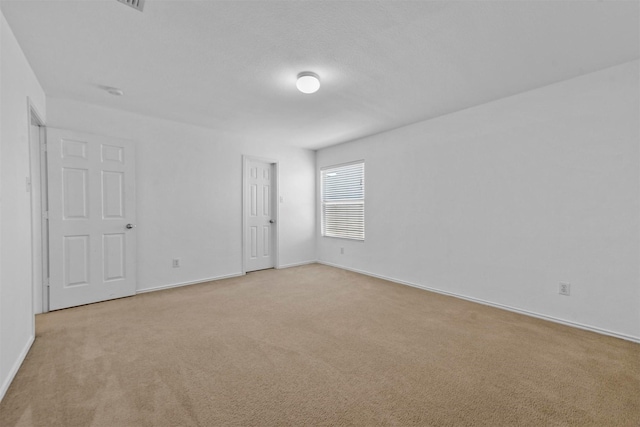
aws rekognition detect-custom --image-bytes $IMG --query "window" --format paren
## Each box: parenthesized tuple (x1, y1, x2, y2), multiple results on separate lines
(321, 161, 365, 240)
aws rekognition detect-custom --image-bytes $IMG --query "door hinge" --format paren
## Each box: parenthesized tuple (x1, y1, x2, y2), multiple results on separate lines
(41, 142, 47, 152)
(43, 211, 49, 220)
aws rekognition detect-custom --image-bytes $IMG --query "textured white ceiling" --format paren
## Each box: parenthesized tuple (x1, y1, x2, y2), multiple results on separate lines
(1, 0, 638, 149)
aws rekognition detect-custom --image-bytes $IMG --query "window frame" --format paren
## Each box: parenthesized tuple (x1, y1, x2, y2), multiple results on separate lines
(320, 160, 365, 241)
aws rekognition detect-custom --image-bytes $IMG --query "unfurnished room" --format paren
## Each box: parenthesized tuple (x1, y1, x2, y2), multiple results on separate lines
(0, 0, 638, 426)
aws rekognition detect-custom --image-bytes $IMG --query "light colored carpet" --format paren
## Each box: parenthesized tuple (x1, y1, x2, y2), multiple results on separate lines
(0, 263, 638, 426)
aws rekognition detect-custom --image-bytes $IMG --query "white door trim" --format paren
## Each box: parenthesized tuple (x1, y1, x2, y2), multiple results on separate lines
(27, 98, 48, 316)
(242, 155, 279, 274)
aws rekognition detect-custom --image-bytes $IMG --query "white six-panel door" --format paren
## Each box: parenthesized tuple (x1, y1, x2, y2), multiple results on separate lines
(244, 159, 275, 272)
(47, 128, 137, 310)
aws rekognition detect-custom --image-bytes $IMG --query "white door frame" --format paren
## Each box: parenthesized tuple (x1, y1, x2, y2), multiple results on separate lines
(27, 98, 48, 315)
(241, 155, 279, 274)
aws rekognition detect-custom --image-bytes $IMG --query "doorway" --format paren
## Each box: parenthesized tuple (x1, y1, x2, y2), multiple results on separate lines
(243, 156, 278, 273)
(28, 102, 47, 314)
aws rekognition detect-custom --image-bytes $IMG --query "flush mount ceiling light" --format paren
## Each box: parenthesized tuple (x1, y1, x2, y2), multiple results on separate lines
(296, 72, 320, 94)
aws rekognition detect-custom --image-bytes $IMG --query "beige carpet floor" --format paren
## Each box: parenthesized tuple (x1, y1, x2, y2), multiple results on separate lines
(0, 264, 638, 426)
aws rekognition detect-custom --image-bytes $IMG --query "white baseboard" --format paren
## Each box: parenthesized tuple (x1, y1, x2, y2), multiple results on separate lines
(135, 263, 319, 294)
(136, 273, 245, 294)
(0, 334, 34, 402)
(318, 261, 640, 344)
(277, 260, 317, 269)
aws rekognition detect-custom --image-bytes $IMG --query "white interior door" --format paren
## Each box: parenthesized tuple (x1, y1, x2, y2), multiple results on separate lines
(47, 128, 137, 310)
(244, 159, 276, 272)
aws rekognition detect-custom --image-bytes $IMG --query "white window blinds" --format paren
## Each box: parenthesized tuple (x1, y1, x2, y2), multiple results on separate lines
(321, 161, 365, 240)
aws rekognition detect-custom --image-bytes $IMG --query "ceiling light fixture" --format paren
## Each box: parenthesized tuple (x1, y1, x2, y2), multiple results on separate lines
(296, 72, 320, 94)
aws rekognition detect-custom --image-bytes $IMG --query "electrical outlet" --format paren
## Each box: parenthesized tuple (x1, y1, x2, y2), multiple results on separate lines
(559, 282, 570, 296)
(172, 258, 181, 268)
(340, 247, 344, 255)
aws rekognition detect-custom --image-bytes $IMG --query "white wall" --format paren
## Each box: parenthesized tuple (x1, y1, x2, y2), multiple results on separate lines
(0, 11, 46, 400)
(46, 98, 316, 294)
(317, 61, 640, 341)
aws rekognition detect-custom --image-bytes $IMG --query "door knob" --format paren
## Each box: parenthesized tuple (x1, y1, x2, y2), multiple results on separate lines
(269, 220, 275, 224)
(126, 224, 136, 229)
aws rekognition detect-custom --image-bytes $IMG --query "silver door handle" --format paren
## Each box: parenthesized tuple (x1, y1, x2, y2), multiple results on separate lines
(126, 224, 136, 229)
(269, 220, 275, 224)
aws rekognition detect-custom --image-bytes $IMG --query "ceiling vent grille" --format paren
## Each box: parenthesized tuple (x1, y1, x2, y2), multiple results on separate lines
(117, 0, 145, 12)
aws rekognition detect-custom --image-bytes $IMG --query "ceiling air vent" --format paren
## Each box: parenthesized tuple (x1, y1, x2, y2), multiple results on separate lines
(117, 0, 145, 12)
